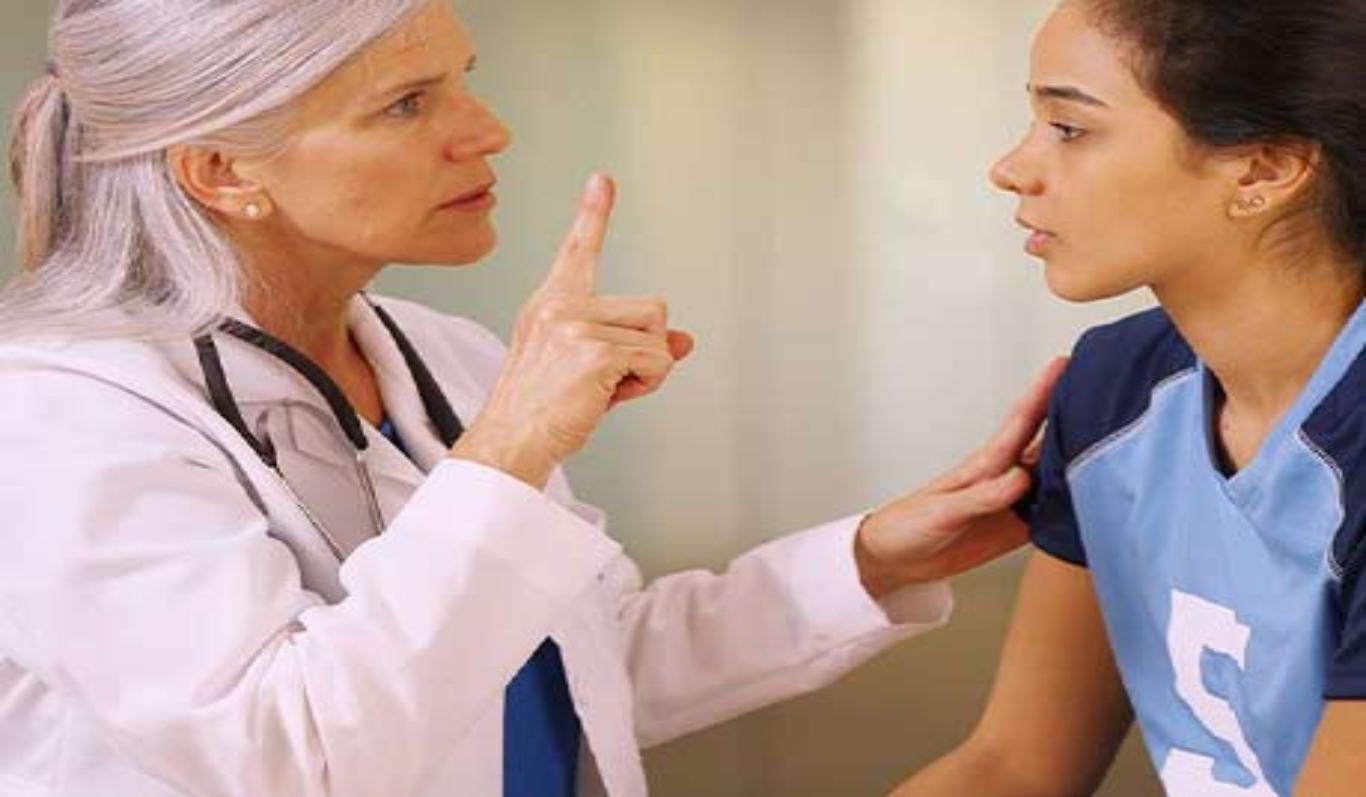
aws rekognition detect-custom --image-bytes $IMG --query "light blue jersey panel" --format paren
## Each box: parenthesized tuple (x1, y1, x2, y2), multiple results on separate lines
(1072, 369, 1337, 795)
(1026, 302, 1366, 797)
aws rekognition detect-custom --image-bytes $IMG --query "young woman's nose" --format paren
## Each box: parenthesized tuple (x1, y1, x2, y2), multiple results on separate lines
(989, 140, 1044, 196)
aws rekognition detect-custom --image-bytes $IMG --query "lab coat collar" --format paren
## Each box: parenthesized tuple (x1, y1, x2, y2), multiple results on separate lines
(347, 296, 457, 475)
(164, 295, 462, 488)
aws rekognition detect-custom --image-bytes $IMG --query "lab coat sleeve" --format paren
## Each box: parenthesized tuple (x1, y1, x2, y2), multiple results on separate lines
(0, 368, 620, 797)
(612, 514, 954, 747)
(397, 305, 956, 747)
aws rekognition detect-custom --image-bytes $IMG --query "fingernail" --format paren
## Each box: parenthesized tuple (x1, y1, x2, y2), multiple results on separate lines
(588, 173, 612, 199)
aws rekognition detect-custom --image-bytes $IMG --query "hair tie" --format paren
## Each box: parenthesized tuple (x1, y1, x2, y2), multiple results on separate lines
(42, 59, 74, 160)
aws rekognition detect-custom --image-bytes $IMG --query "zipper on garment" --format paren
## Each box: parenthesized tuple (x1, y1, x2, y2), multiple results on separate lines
(354, 450, 387, 537)
(272, 466, 348, 561)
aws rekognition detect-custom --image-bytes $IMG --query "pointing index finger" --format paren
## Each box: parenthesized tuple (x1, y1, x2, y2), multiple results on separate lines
(542, 173, 616, 296)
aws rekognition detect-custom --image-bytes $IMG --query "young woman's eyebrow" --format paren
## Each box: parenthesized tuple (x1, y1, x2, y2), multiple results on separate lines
(1028, 83, 1111, 108)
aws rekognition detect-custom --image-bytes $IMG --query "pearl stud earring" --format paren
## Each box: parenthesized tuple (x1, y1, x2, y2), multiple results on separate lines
(244, 202, 264, 220)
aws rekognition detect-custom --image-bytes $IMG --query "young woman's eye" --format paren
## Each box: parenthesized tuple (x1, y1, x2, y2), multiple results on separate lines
(384, 91, 426, 119)
(1050, 122, 1087, 142)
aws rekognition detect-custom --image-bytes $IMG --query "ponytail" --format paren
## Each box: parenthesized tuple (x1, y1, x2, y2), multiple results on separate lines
(9, 71, 71, 271)
(0, 0, 424, 342)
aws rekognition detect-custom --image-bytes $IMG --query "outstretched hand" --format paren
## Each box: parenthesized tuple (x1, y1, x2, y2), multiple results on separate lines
(854, 358, 1068, 598)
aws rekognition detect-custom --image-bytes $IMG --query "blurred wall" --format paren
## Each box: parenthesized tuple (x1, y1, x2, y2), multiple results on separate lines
(1, 1, 1160, 794)
(0, 6, 47, 270)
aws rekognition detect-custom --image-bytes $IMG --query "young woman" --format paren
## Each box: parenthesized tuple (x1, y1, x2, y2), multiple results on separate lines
(892, 1, 1366, 795)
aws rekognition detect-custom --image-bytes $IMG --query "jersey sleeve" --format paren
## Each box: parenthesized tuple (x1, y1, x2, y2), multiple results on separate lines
(1020, 309, 1193, 568)
(1327, 494, 1366, 698)
(1026, 362, 1089, 568)
(1307, 354, 1366, 699)
(1327, 566, 1366, 698)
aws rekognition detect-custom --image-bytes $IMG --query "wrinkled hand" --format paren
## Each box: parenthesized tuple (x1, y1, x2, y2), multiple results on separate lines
(450, 174, 695, 488)
(854, 358, 1068, 598)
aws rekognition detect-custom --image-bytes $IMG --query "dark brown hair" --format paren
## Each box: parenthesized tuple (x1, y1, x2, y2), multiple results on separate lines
(1087, 0, 1366, 268)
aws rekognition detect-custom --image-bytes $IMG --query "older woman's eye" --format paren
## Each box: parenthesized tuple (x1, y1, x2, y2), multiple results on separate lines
(385, 91, 426, 119)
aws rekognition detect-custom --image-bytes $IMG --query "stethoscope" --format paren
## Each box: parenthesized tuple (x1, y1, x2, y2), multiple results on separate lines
(193, 296, 464, 560)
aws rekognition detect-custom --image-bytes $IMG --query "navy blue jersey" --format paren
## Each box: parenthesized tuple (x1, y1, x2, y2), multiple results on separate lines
(1024, 304, 1366, 796)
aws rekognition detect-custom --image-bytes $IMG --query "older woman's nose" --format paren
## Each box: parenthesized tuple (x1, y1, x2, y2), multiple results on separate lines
(445, 94, 512, 160)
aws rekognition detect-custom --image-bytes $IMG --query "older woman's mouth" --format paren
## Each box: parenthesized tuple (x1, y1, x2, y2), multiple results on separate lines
(439, 182, 498, 212)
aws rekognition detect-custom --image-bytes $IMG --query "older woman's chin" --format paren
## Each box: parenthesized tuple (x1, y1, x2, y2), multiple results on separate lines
(403, 226, 499, 266)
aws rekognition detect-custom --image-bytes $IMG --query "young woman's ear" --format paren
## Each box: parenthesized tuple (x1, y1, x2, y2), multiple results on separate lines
(1226, 140, 1320, 219)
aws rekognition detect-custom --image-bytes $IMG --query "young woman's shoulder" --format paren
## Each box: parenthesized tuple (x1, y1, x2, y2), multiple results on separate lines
(1048, 307, 1198, 463)
(1069, 307, 1194, 390)
(1302, 342, 1366, 651)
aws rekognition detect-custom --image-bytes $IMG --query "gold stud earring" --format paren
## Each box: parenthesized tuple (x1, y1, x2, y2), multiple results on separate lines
(1233, 196, 1267, 216)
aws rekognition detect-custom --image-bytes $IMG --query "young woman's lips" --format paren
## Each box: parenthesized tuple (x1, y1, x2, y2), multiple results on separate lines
(439, 184, 497, 213)
(1017, 218, 1056, 256)
(1025, 230, 1056, 256)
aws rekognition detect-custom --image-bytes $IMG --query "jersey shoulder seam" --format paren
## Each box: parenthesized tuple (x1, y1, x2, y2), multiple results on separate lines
(1295, 428, 1349, 581)
(1065, 366, 1200, 480)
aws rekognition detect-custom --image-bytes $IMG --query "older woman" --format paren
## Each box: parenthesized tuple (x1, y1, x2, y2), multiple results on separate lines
(0, 1, 1055, 796)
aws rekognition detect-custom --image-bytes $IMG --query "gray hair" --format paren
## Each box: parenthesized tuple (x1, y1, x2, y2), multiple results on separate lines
(4, 0, 428, 340)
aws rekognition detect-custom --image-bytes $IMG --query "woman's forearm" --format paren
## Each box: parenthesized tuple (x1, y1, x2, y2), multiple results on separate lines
(892, 555, 1131, 797)
(890, 740, 1075, 797)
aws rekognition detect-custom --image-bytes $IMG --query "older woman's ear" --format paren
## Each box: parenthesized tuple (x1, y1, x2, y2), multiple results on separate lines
(167, 145, 272, 221)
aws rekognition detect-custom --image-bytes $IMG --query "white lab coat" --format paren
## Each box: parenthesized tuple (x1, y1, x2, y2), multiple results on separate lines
(0, 295, 951, 797)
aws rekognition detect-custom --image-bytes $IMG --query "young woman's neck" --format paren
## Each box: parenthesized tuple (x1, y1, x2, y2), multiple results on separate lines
(1155, 247, 1363, 424)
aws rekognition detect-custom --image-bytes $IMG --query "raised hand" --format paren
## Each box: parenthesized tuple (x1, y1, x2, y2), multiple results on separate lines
(450, 174, 694, 488)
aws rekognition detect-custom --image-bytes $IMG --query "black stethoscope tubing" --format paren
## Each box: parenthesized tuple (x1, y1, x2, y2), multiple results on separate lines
(193, 296, 464, 558)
